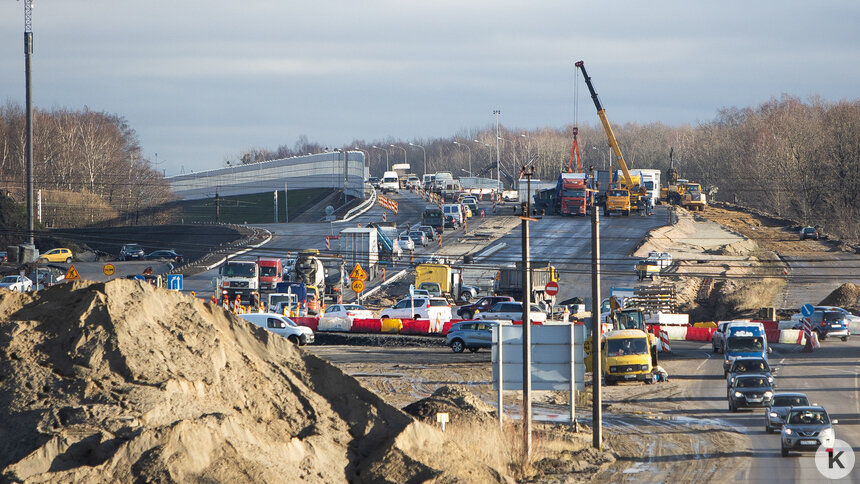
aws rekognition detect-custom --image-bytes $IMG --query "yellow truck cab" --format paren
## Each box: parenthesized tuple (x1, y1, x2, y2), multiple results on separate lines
(681, 182, 707, 211)
(605, 188, 631, 216)
(602, 329, 654, 384)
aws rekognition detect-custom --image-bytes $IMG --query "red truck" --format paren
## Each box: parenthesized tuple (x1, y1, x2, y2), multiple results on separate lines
(257, 258, 284, 291)
(556, 172, 590, 216)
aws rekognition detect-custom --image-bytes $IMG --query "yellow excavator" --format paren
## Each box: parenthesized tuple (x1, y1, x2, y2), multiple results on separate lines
(575, 60, 646, 215)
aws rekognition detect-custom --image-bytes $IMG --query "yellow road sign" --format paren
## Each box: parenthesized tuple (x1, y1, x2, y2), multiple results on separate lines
(350, 263, 367, 281)
(103, 263, 116, 276)
(65, 265, 81, 281)
(351, 280, 365, 293)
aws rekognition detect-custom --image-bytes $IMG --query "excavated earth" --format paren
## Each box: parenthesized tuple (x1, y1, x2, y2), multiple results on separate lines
(0, 279, 508, 483)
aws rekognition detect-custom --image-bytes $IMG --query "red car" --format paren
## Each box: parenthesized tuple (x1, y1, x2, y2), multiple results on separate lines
(456, 296, 513, 320)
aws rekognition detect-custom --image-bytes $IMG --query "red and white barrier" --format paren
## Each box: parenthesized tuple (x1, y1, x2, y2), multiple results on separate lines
(659, 330, 671, 352)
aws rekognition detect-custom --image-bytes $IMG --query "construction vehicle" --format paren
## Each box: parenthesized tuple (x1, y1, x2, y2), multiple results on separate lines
(415, 263, 480, 303)
(575, 61, 646, 214)
(216, 259, 260, 301)
(556, 172, 590, 216)
(493, 261, 560, 307)
(291, 249, 325, 289)
(584, 296, 658, 374)
(680, 182, 707, 211)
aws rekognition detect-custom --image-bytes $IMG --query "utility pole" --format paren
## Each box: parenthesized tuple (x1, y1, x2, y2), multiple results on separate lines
(494, 110, 501, 191)
(23, 0, 34, 245)
(215, 189, 221, 223)
(521, 164, 536, 460)
(590, 165, 602, 449)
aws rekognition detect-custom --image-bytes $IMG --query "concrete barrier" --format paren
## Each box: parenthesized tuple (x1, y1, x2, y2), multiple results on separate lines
(779, 329, 805, 345)
(317, 317, 351, 332)
(662, 325, 688, 340)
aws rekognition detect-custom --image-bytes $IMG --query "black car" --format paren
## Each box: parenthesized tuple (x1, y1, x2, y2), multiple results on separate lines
(146, 250, 184, 264)
(727, 358, 774, 389)
(799, 226, 819, 240)
(728, 374, 774, 412)
(120, 243, 145, 261)
(444, 215, 456, 228)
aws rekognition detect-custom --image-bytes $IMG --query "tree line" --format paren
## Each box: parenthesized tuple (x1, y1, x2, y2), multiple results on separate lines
(0, 102, 173, 227)
(236, 95, 858, 241)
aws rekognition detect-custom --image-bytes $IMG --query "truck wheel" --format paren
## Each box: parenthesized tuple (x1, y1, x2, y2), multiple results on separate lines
(381, 315, 389, 319)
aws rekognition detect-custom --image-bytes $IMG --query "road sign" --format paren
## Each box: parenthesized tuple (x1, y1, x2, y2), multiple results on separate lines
(545, 280, 559, 297)
(350, 263, 367, 281)
(351, 280, 365, 293)
(166, 274, 184, 291)
(801, 303, 815, 317)
(103, 263, 115, 276)
(65, 265, 80, 281)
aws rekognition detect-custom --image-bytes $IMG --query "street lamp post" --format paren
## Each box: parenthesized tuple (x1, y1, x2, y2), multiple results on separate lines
(592, 146, 606, 170)
(521, 133, 539, 162)
(371, 145, 389, 170)
(453, 141, 472, 177)
(408, 142, 426, 176)
(390, 144, 407, 168)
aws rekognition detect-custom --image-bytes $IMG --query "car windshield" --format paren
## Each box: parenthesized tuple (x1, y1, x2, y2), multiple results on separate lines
(803, 228, 816, 233)
(606, 338, 648, 356)
(260, 266, 278, 277)
(736, 377, 767, 388)
(343, 305, 366, 311)
(563, 189, 586, 197)
(1, 276, 17, 283)
(429, 299, 448, 307)
(788, 410, 828, 425)
(733, 360, 769, 372)
(223, 263, 256, 277)
(727, 336, 764, 352)
(772, 396, 809, 407)
(608, 190, 627, 197)
(125, 245, 141, 251)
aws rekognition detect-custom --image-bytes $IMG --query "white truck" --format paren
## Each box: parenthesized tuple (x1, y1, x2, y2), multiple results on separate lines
(216, 259, 260, 301)
(632, 169, 661, 206)
(380, 171, 400, 193)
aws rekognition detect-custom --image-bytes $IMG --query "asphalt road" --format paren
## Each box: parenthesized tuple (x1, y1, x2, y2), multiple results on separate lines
(781, 254, 860, 309)
(664, 340, 860, 482)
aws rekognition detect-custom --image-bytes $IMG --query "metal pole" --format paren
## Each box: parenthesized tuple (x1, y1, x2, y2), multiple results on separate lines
(344, 151, 349, 205)
(590, 166, 602, 450)
(273, 190, 278, 223)
(284, 183, 288, 223)
(521, 166, 534, 460)
(24, 17, 34, 246)
(494, 110, 501, 191)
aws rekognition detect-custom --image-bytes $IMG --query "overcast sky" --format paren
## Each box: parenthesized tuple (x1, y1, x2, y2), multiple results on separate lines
(1, 1, 858, 175)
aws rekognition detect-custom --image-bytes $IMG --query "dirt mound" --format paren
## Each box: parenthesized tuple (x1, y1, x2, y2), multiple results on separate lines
(819, 282, 860, 308)
(403, 385, 497, 424)
(0, 280, 503, 482)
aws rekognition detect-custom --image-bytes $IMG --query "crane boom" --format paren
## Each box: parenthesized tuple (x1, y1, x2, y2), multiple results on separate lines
(574, 61, 635, 190)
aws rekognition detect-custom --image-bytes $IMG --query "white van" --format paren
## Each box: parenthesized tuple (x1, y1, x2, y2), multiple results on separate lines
(380, 171, 400, 193)
(239, 313, 315, 345)
(443, 204, 464, 225)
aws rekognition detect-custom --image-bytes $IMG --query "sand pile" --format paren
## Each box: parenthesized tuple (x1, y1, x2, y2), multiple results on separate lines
(0, 280, 503, 482)
(403, 386, 497, 424)
(819, 282, 860, 309)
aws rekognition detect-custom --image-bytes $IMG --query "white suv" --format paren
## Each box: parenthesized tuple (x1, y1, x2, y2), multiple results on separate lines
(477, 301, 547, 323)
(379, 297, 452, 322)
(239, 313, 314, 345)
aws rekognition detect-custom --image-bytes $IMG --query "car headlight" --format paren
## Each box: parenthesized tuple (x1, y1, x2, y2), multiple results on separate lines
(784, 428, 792, 435)
(734, 392, 743, 398)
(764, 391, 773, 398)
(725, 360, 730, 365)
(769, 412, 778, 418)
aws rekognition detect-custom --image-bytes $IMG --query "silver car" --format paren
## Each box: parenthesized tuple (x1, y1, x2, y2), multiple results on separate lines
(781, 406, 837, 456)
(765, 393, 809, 433)
(446, 320, 504, 353)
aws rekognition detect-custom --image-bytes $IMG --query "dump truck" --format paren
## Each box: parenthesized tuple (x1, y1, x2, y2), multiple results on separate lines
(680, 182, 707, 211)
(415, 263, 479, 303)
(493, 261, 559, 306)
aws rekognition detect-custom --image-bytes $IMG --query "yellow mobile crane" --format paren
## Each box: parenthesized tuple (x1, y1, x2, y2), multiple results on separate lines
(575, 61, 645, 215)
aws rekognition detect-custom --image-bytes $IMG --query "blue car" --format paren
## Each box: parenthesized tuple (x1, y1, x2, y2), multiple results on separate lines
(794, 310, 850, 342)
(446, 320, 504, 353)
